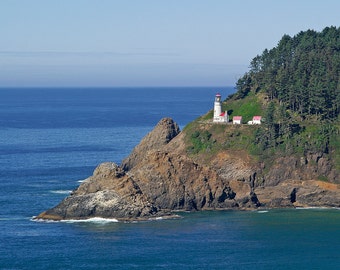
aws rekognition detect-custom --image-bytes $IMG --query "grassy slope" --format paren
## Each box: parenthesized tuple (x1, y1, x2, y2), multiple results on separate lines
(183, 92, 339, 181)
(201, 92, 264, 123)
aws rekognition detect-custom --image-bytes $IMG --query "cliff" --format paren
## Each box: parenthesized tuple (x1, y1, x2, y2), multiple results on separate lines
(36, 117, 340, 221)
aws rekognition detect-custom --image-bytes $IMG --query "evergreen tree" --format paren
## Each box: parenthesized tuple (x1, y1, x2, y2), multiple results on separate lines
(236, 26, 340, 121)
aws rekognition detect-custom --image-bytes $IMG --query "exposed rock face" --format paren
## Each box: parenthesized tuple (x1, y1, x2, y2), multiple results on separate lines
(121, 118, 180, 171)
(37, 162, 162, 220)
(264, 153, 339, 186)
(255, 180, 340, 208)
(36, 118, 340, 221)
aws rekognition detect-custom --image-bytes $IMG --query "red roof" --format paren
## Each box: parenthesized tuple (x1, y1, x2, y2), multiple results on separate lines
(220, 112, 225, 116)
(233, 116, 242, 120)
(253, 116, 262, 120)
(215, 93, 221, 97)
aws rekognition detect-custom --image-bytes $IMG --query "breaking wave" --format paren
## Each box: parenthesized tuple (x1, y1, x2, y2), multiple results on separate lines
(61, 217, 119, 223)
(50, 190, 72, 194)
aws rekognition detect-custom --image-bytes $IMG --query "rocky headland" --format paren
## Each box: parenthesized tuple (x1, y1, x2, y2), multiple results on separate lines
(36, 117, 340, 221)
(36, 27, 340, 221)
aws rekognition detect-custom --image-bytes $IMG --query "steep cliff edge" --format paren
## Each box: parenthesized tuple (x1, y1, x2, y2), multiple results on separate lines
(36, 118, 340, 221)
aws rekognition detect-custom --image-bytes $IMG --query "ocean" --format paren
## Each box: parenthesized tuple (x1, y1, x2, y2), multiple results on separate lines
(0, 87, 339, 269)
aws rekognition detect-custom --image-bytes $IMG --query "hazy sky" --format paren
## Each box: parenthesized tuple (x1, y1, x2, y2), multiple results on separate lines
(1, 0, 339, 87)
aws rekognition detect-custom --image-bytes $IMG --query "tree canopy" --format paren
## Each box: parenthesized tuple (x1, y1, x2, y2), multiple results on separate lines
(236, 26, 340, 121)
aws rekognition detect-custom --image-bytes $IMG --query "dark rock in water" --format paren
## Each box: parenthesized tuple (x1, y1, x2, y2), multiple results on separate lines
(36, 117, 340, 221)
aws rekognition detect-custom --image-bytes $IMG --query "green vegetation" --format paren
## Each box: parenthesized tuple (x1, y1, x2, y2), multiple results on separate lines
(234, 26, 339, 160)
(236, 26, 340, 121)
(184, 120, 256, 156)
(188, 130, 215, 154)
(225, 92, 263, 123)
(201, 92, 264, 122)
(184, 27, 339, 176)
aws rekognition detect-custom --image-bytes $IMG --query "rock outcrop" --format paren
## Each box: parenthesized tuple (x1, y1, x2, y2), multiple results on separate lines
(121, 117, 180, 171)
(37, 162, 163, 221)
(36, 118, 340, 221)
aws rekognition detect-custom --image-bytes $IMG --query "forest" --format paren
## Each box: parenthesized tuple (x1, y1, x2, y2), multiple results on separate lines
(235, 26, 339, 121)
(223, 26, 339, 167)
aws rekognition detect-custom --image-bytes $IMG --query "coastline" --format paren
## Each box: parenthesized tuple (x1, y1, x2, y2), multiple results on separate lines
(36, 117, 340, 222)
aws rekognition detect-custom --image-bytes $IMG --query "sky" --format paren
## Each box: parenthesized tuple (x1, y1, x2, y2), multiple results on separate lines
(0, 0, 339, 87)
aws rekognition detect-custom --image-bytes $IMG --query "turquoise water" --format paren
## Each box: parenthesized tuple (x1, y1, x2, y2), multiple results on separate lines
(0, 87, 339, 269)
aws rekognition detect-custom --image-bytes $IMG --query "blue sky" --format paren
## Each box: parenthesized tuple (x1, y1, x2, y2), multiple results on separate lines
(1, 0, 339, 87)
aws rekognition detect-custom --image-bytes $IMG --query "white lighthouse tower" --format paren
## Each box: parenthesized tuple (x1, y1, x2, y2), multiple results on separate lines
(213, 93, 228, 123)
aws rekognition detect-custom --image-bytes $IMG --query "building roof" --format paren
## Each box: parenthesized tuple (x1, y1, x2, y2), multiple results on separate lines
(233, 116, 242, 120)
(253, 116, 262, 120)
(215, 93, 221, 97)
(220, 112, 226, 116)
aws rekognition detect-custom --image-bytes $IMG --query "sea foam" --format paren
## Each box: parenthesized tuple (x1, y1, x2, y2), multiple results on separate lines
(61, 217, 119, 224)
(50, 190, 72, 194)
(295, 207, 329, 210)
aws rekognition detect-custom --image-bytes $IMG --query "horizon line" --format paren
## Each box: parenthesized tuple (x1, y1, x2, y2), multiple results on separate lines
(0, 85, 236, 89)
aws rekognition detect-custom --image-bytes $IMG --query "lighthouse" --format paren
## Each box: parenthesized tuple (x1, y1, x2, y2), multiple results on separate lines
(213, 93, 228, 123)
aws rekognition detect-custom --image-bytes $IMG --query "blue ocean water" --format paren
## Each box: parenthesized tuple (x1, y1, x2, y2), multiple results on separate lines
(0, 87, 339, 269)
